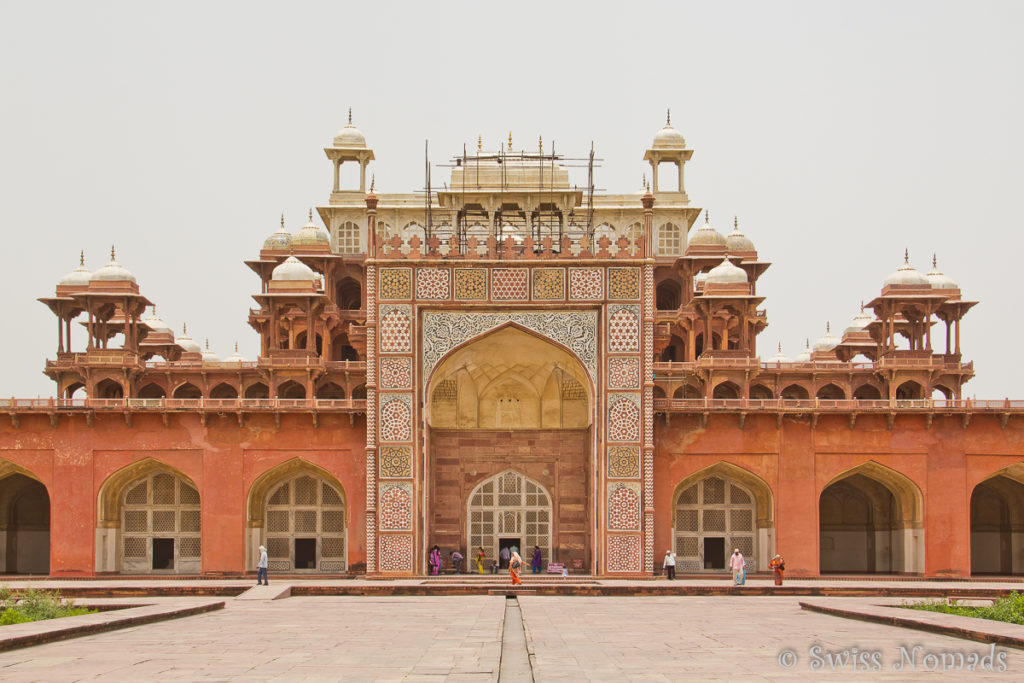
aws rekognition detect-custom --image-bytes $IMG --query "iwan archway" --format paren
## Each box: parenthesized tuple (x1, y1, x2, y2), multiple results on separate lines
(0, 464, 50, 575)
(426, 325, 593, 573)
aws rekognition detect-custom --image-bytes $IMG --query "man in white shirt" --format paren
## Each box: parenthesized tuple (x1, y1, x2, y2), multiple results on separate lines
(663, 549, 676, 580)
(257, 544, 269, 585)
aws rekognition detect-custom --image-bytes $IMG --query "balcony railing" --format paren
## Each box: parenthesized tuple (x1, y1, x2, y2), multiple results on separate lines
(0, 398, 367, 412)
(376, 233, 647, 261)
(653, 398, 1024, 412)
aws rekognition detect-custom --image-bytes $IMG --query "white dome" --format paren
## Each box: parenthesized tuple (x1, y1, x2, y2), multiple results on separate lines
(687, 212, 727, 250)
(59, 253, 91, 287)
(224, 343, 248, 363)
(332, 109, 366, 148)
(770, 343, 791, 363)
(844, 305, 874, 335)
(90, 248, 136, 283)
(272, 255, 316, 282)
(884, 252, 929, 287)
(726, 218, 756, 253)
(201, 340, 219, 363)
(652, 112, 686, 149)
(176, 324, 201, 353)
(813, 323, 840, 352)
(291, 211, 330, 248)
(927, 256, 959, 290)
(263, 215, 293, 250)
(795, 340, 812, 362)
(143, 309, 172, 334)
(705, 256, 748, 285)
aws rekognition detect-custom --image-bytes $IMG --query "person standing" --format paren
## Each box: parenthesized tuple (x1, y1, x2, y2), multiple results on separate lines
(509, 549, 523, 586)
(663, 550, 676, 580)
(429, 545, 442, 575)
(451, 550, 464, 574)
(531, 546, 542, 574)
(729, 548, 745, 586)
(499, 545, 511, 569)
(256, 544, 269, 586)
(769, 554, 785, 586)
(475, 546, 486, 574)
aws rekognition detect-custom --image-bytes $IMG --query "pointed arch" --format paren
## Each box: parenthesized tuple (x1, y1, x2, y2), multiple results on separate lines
(672, 462, 774, 526)
(466, 469, 552, 570)
(246, 458, 347, 527)
(172, 382, 202, 399)
(821, 460, 922, 524)
(97, 458, 199, 527)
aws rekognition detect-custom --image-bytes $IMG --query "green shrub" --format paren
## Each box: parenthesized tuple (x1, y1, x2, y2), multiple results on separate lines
(0, 584, 95, 625)
(904, 591, 1024, 625)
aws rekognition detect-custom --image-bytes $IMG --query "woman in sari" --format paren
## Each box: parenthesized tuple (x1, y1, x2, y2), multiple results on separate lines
(475, 546, 486, 574)
(429, 545, 441, 575)
(769, 554, 785, 586)
(531, 546, 543, 574)
(509, 550, 523, 585)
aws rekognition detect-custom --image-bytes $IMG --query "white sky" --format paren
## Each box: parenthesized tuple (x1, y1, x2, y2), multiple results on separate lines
(1, 1, 1021, 398)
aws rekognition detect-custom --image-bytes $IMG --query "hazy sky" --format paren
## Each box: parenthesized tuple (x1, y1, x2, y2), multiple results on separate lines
(1, 1, 1021, 398)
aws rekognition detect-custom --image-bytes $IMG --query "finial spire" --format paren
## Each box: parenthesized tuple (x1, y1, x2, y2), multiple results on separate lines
(538, 135, 543, 153)
(205, 338, 210, 350)
(734, 216, 738, 230)
(904, 248, 909, 264)
(477, 135, 482, 153)
(234, 341, 239, 352)
(860, 300, 865, 312)
(308, 208, 313, 222)
(778, 342, 782, 352)
(182, 322, 188, 335)
(705, 210, 710, 224)
(370, 174, 375, 192)
(826, 321, 831, 334)
(508, 132, 513, 150)
(932, 253, 937, 268)
(642, 173, 647, 191)
(666, 109, 671, 126)
(110, 245, 116, 261)
(280, 213, 285, 229)
(805, 337, 810, 348)
(79, 250, 84, 266)
(348, 107, 352, 124)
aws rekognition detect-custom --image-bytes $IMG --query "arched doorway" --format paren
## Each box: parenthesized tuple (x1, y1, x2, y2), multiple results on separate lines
(426, 324, 593, 573)
(674, 474, 760, 572)
(971, 474, 1024, 575)
(119, 471, 201, 573)
(467, 471, 552, 570)
(819, 463, 923, 574)
(0, 472, 50, 574)
(261, 472, 346, 572)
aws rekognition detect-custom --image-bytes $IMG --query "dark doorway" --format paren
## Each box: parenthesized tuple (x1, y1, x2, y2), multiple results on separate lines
(152, 538, 174, 570)
(499, 538, 521, 569)
(703, 537, 725, 569)
(295, 538, 317, 569)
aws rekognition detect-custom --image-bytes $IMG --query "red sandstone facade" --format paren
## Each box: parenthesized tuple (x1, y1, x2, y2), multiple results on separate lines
(1, 116, 1021, 578)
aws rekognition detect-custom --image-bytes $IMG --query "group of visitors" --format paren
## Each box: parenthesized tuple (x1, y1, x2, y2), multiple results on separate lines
(662, 548, 786, 585)
(423, 544, 543, 582)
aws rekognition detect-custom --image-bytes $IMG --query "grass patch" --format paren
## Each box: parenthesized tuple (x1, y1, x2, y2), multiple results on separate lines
(0, 585, 95, 625)
(904, 591, 1024, 625)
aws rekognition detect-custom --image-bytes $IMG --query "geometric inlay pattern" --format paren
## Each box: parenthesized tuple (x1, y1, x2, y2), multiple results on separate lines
(608, 393, 641, 442)
(568, 268, 603, 300)
(454, 268, 487, 301)
(607, 356, 640, 389)
(421, 310, 598, 386)
(608, 305, 640, 353)
(379, 395, 413, 442)
(416, 268, 450, 300)
(379, 483, 413, 531)
(491, 269, 529, 301)
(532, 268, 564, 300)
(379, 268, 412, 300)
(379, 533, 413, 572)
(608, 267, 641, 300)
(608, 483, 641, 530)
(607, 446, 640, 478)
(380, 305, 412, 353)
(379, 446, 412, 478)
(606, 534, 642, 572)
(379, 357, 412, 389)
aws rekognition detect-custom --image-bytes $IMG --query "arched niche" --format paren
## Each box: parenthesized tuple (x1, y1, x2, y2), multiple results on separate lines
(971, 465, 1024, 575)
(426, 325, 592, 430)
(671, 462, 775, 571)
(0, 463, 50, 574)
(819, 461, 924, 574)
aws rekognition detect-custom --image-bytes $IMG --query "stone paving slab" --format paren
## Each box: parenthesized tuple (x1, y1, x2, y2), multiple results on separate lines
(801, 597, 1024, 649)
(0, 599, 223, 653)
(518, 595, 1018, 680)
(236, 583, 292, 600)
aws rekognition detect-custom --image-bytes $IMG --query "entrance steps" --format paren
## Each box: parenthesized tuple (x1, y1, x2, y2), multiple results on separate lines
(235, 583, 291, 600)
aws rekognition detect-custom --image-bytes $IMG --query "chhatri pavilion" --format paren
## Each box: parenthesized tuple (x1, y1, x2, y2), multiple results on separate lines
(1, 113, 1021, 579)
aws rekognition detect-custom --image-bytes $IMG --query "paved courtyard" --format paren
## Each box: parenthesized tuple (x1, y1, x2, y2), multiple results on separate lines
(0, 595, 1017, 681)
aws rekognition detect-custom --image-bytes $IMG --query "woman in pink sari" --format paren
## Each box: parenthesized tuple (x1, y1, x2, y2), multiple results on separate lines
(429, 545, 441, 575)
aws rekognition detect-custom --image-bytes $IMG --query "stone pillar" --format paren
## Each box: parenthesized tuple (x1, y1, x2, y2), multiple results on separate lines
(641, 190, 656, 573)
(776, 420, 818, 576)
(364, 191, 379, 575)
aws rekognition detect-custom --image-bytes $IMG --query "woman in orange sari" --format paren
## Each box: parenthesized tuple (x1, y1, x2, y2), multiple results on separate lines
(509, 550, 523, 585)
(769, 554, 785, 586)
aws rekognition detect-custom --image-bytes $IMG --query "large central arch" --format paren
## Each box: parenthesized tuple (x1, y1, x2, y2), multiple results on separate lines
(425, 323, 595, 573)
